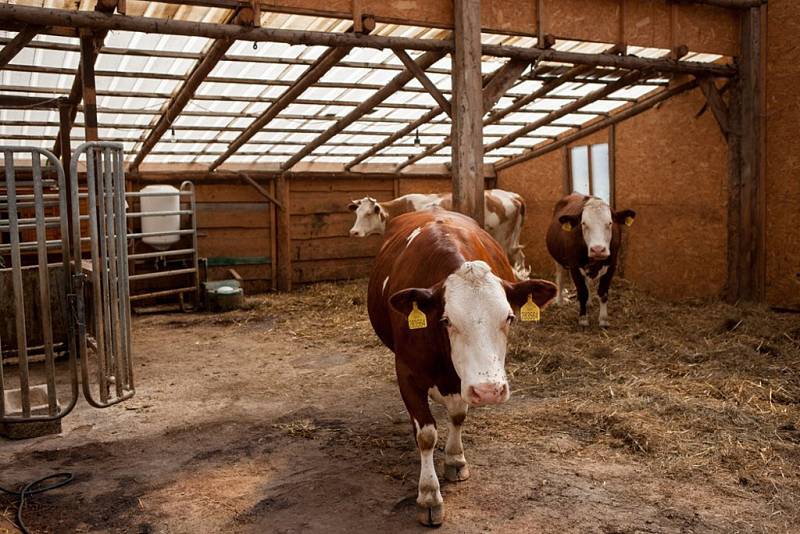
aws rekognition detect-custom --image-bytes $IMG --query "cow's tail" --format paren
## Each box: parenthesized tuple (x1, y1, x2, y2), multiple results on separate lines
(511, 194, 529, 279)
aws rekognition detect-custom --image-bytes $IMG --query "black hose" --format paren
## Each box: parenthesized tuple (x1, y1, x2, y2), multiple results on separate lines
(0, 473, 74, 534)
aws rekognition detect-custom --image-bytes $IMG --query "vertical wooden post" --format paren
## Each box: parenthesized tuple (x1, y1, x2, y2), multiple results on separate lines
(269, 179, 278, 291)
(561, 146, 571, 195)
(608, 124, 617, 209)
(276, 172, 292, 292)
(727, 6, 765, 303)
(80, 31, 98, 143)
(451, 0, 484, 226)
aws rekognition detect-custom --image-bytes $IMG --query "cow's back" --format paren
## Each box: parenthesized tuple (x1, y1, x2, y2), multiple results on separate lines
(368, 209, 514, 352)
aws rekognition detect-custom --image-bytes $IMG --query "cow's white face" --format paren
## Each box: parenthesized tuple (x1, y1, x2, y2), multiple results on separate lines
(348, 197, 385, 237)
(580, 198, 613, 260)
(441, 261, 513, 406)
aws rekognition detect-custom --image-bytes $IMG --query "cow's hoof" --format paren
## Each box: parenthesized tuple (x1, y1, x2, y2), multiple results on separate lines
(417, 503, 444, 527)
(578, 317, 589, 327)
(599, 319, 610, 328)
(444, 463, 470, 482)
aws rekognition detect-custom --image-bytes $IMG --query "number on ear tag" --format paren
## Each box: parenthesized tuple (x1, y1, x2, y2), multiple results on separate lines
(407, 301, 428, 330)
(561, 222, 573, 232)
(520, 294, 540, 322)
(625, 216, 634, 227)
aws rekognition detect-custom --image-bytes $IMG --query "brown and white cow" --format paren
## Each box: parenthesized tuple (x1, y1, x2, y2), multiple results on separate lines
(545, 193, 636, 327)
(368, 209, 556, 526)
(349, 189, 530, 279)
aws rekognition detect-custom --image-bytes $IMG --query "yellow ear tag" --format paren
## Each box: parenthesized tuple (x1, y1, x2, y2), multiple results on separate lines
(520, 294, 540, 322)
(407, 301, 428, 330)
(624, 216, 634, 227)
(561, 222, 573, 232)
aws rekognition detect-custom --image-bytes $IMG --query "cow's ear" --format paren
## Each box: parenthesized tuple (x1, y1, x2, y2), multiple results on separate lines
(348, 201, 360, 212)
(558, 214, 580, 232)
(612, 209, 636, 226)
(389, 287, 440, 317)
(504, 279, 558, 310)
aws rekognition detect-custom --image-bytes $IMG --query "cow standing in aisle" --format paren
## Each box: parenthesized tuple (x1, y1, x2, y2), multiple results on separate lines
(349, 189, 530, 279)
(546, 193, 636, 327)
(368, 209, 557, 526)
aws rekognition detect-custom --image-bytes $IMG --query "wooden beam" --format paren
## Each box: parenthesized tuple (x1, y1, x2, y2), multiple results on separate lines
(0, 94, 60, 108)
(275, 172, 292, 292)
(208, 44, 352, 172)
(485, 69, 645, 154)
(697, 75, 730, 138)
(481, 58, 529, 112)
(130, 10, 249, 171)
(280, 49, 447, 171)
(726, 5, 766, 302)
(494, 77, 699, 170)
(672, 0, 764, 8)
(0, 26, 37, 68)
(392, 48, 452, 117)
(80, 32, 99, 143)
(451, 0, 484, 225)
(239, 172, 281, 206)
(0, 5, 737, 77)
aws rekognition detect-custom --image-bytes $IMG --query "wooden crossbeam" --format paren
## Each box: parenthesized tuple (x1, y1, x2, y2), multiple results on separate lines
(0, 26, 37, 68)
(131, 8, 252, 171)
(0, 4, 737, 77)
(392, 48, 452, 117)
(481, 58, 530, 112)
(0, 94, 60, 109)
(484, 69, 645, 153)
(697, 76, 730, 138)
(208, 45, 352, 171)
(494, 77, 700, 171)
(280, 49, 447, 171)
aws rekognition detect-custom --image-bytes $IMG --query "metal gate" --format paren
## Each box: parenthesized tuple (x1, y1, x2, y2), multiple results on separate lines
(0, 142, 134, 430)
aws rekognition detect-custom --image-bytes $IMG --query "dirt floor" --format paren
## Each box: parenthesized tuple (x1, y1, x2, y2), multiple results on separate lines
(2, 278, 799, 534)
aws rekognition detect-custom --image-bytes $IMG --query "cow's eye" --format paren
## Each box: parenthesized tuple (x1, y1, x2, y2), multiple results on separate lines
(440, 316, 451, 327)
(507, 313, 516, 325)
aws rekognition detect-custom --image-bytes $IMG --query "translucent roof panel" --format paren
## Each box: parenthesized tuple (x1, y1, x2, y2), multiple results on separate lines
(0, 6, 727, 171)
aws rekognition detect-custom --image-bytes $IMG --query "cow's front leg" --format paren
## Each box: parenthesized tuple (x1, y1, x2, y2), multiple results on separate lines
(443, 395, 470, 482)
(398, 372, 444, 526)
(570, 268, 590, 326)
(555, 262, 566, 305)
(597, 267, 614, 328)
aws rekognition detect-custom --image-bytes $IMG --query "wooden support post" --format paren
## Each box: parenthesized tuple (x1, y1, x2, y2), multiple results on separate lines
(59, 97, 75, 244)
(0, 26, 37, 68)
(481, 58, 529, 112)
(697, 76, 730, 139)
(561, 146, 571, 195)
(269, 179, 278, 291)
(275, 173, 292, 292)
(80, 32, 99, 142)
(351, 0, 362, 33)
(451, 0, 484, 225)
(726, 5, 766, 302)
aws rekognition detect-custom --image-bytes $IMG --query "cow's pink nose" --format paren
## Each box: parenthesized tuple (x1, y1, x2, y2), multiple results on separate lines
(467, 383, 509, 406)
(589, 246, 608, 258)
(349, 230, 361, 237)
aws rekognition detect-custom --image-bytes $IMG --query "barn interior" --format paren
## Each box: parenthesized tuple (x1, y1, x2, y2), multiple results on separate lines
(1, 0, 799, 532)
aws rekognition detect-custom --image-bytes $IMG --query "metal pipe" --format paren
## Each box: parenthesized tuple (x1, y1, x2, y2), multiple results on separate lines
(128, 267, 197, 281)
(129, 248, 195, 260)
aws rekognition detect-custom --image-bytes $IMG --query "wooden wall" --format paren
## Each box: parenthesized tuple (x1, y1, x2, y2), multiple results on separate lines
(496, 85, 729, 301)
(765, 1, 800, 307)
(129, 175, 450, 293)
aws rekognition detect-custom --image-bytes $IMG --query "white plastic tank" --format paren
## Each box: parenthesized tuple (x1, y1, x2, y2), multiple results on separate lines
(140, 185, 180, 250)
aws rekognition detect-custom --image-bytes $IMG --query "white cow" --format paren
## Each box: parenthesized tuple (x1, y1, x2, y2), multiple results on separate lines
(349, 189, 530, 279)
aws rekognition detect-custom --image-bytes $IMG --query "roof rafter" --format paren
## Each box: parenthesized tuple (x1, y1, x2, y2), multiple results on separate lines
(0, 25, 38, 68)
(130, 7, 253, 171)
(280, 49, 448, 171)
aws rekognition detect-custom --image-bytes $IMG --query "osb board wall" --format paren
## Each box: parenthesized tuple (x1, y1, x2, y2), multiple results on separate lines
(258, 0, 739, 56)
(497, 86, 728, 301)
(765, 1, 800, 307)
(128, 176, 450, 292)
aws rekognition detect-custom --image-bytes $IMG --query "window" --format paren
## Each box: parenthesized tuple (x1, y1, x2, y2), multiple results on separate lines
(568, 143, 611, 205)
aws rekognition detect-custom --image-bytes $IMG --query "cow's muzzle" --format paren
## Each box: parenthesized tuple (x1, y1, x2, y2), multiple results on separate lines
(466, 382, 509, 406)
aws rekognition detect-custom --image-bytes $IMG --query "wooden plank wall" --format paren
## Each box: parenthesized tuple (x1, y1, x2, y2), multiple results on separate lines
(129, 175, 451, 292)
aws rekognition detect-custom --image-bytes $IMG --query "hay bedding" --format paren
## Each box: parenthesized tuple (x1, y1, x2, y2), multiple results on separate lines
(189, 277, 799, 523)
